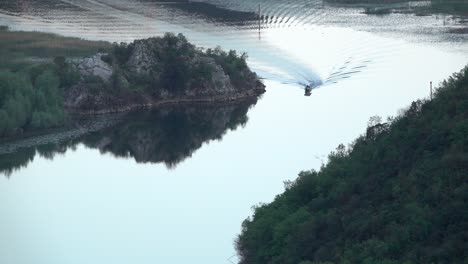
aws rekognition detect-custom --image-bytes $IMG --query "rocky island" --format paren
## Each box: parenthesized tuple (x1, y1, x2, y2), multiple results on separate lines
(0, 28, 265, 138)
(64, 33, 265, 114)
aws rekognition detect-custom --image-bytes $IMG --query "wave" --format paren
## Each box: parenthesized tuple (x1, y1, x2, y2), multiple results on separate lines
(0, 0, 419, 91)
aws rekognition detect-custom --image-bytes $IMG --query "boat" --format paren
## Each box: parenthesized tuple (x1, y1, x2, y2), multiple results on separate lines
(304, 85, 312, 96)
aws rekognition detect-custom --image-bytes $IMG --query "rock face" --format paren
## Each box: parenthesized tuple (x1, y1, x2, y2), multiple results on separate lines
(126, 42, 154, 76)
(185, 56, 235, 97)
(72, 53, 113, 83)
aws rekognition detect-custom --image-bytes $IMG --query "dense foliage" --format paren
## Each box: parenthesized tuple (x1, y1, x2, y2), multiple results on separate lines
(326, 0, 461, 3)
(237, 65, 468, 264)
(428, 0, 468, 15)
(0, 67, 68, 137)
(106, 33, 251, 96)
(0, 26, 110, 137)
(206, 47, 250, 88)
(325, 0, 468, 14)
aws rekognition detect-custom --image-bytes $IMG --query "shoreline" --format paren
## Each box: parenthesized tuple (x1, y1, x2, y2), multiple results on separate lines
(0, 89, 264, 145)
(66, 89, 265, 115)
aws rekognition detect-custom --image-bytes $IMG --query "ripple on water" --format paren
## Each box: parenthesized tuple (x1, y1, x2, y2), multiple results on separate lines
(0, 0, 466, 90)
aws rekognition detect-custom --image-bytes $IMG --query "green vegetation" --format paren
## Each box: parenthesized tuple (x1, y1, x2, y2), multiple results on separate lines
(236, 65, 468, 264)
(427, 0, 468, 15)
(66, 32, 260, 111)
(325, 0, 468, 15)
(106, 33, 251, 96)
(206, 47, 250, 88)
(325, 0, 452, 3)
(0, 68, 66, 137)
(0, 26, 110, 137)
(0, 26, 110, 71)
(326, 0, 413, 3)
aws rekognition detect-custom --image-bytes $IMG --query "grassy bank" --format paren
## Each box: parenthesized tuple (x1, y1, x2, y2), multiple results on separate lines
(0, 25, 110, 70)
(427, 0, 468, 15)
(0, 26, 111, 137)
(236, 65, 468, 263)
(325, 0, 468, 16)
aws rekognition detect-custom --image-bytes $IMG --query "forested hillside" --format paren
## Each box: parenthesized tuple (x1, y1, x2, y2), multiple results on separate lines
(236, 65, 468, 264)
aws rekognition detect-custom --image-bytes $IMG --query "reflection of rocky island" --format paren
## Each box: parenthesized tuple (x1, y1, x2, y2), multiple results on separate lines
(81, 102, 254, 167)
(0, 101, 256, 176)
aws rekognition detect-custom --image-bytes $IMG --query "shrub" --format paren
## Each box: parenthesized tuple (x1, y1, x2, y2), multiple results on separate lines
(0, 68, 67, 136)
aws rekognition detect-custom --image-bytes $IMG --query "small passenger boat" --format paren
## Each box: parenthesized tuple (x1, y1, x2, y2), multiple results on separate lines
(304, 85, 312, 96)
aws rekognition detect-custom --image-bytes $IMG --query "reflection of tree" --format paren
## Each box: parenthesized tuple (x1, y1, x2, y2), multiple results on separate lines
(0, 100, 256, 176)
(0, 142, 73, 178)
(82, 102, 254, 168)
(0, 148, 36, 178)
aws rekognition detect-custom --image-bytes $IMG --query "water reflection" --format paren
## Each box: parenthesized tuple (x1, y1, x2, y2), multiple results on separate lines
(0, 100, 257, 177)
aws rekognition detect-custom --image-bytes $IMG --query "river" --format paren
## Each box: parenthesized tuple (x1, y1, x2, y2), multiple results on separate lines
(0, 0, 467, 263)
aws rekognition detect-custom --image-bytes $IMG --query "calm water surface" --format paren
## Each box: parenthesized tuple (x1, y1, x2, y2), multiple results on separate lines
(0, 1, 467, 263)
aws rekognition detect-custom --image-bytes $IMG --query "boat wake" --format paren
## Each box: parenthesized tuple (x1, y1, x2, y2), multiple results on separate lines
(0, 0, 415, 93)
